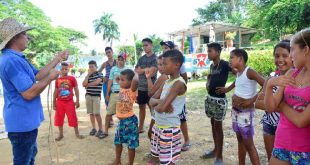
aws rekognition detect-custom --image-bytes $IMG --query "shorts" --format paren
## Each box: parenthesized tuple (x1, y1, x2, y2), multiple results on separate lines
(106, 93, 119, 115)
(114, 115, 139, 149)
(54, 100, 78, 127)
(232, 107, 255, 139)
(137, 90, 150, 105)
(86, 95, 101, 115)
(205, 95, 228, 121)
(272, 148, 310, 165)
(262, 122, 277, 136)
(151, 126, 182, 165)
(179, 105, 187, 123)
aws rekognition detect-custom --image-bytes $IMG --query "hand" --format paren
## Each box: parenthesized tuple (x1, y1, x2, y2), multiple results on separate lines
(48, 69, 60, 80)
(232, 95, 253, 109)
(145, 68, 152, 79)
(149, 98, 161, 108)
(268, 76, 296, 87)
(257, 91, 265, 100)
(75, 101, 80, 108)
(106, 95, 110, 102)
(56, 50, 69, 62)
(166, 105, 174, 113)
(87, 69, 95, 75)
(215, 87, 227, 95)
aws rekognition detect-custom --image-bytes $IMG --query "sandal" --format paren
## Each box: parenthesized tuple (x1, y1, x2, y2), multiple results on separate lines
(181, 143, 191, 152)
(200, 150, 215, 159)
(214, 159, 224, 165)
(89, 128, 97, 136)
(97, 130, 108, 139)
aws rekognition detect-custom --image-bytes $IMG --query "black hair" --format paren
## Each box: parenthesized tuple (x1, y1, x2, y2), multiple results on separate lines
(105, 47, 113, 52)
(231, 49, 248, 63)
(274, 40, 290, 55)
(162, 49, 184, 68)
(207, 42, 222, 53)
(142, 38, 153, 44)
(88, 60, 97, 67)
(120, 69, 135, 81)
(61, 62, 69, 67)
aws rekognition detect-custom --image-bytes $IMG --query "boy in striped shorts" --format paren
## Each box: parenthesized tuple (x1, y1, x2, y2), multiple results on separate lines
(149, 49, 187, 165)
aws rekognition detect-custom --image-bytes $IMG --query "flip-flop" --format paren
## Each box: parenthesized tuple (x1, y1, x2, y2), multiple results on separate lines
(98, 132, 108, 139)
(214, 159, 224, 165)
(181, 143, 191, 152)
(89, 128, 97, 136)
(200, 150, 215, 159)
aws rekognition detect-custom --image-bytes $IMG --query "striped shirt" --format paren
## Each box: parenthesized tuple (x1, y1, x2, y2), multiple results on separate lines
(261, 72, 280, 126)
(86, 72, 104, 97)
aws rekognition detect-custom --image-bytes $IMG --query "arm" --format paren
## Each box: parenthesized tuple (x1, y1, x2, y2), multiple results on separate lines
(247, 68, 265, 87)
(36, 51, 68, 81)
(180, 73, 188, 84)
(279, 102, 310, 128)
(106, 79, 112, 100)
(74, 87, 80, 108)
(215, 81, 235, 94)
(131, 73, 139, 92)
(53, 87, 57, 110)
(255, 77, 270, 110)
(148, 76, 168, 97)
(155, 81, 186, 113)
(86, 78, 102, 87)
(98, 61, 107, 72)
(82, 73, 91, 87)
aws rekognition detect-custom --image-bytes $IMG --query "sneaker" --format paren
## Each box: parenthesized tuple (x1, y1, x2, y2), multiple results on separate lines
(89, 128, 97, 136)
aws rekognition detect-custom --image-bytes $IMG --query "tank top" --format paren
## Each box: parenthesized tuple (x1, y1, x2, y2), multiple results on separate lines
(235, 66, 257, 99)
(275, 69, 310, 152)
(154, 77, 186, 127)
(105, 60, 116, 78)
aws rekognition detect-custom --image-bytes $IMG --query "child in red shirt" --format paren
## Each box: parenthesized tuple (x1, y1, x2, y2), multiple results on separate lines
(53, 62, 83, 141)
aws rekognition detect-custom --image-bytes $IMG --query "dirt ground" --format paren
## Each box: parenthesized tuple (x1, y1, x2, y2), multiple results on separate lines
(0, 81, 268, 165)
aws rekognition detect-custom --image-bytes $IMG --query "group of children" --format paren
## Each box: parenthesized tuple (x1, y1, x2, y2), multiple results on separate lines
(52, 27, 310, 165)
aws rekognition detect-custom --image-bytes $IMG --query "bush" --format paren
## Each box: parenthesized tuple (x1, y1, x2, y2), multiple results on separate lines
(221, 49, 275, 76)
(78, 68, 87, 74)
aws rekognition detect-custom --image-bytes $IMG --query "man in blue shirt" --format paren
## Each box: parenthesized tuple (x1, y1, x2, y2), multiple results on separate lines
(0, 18, 69, 165)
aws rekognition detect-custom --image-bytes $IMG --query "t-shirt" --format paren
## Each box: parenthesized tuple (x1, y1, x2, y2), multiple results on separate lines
(136, 54, 157, 91)
(109, 66, 128, 92)
(86, 72, 104, 97)
(55, 76, 77, 101)
(0, 49, 44, 132)
(207, 60, 231, 98)
(116, 88, 137, 119)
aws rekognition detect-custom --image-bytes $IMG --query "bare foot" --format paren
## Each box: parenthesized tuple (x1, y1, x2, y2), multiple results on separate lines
(108, 161, 121, 165)
(76, 135, 85, 139)
(55, 136, 64, 141)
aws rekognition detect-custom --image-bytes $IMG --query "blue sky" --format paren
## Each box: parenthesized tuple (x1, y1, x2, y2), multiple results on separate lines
(29, 0, 209, 53)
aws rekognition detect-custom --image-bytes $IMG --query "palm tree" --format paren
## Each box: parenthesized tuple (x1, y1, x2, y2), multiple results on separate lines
(93, 13, 120, 47)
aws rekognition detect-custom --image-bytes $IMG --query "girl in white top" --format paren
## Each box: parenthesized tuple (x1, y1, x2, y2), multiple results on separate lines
(227, 49, 265, 165)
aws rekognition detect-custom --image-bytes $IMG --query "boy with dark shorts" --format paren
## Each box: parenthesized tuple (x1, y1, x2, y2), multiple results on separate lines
(202, 43, 233, 165)
(135, 38, 157, 133)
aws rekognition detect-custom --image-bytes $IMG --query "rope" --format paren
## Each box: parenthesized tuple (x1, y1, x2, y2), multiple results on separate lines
(47, 83, 60, 164)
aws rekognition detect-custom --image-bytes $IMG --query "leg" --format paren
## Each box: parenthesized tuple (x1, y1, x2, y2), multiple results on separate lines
(180, 121, 190, 150)
(264, 134, 275, 161)
(138, 104, 146, 132)
(236, 133, 247, 165)
(90, 114, 96, 129)
(269, 157, 290, 165)
(214, 120, 224, 160)
(211, 118, 216, 152)
(55, 126, 64, 141)
(242, 137, 260, 165)
(8, 129, 38, 165)
(95, 114, 103, 131)
(128, 148, 136, 165)
(109, 144, 122, 165)
(148, 119, 155, 140)
(105, 114, 112, 134)
(74, 126, 84, 139)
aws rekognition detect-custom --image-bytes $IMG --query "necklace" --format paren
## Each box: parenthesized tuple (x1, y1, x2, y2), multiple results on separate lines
(295, 68, 310, 87)
(212, 60, 221, 73)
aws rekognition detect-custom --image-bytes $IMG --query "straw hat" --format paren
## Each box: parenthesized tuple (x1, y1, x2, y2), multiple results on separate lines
(0, 18, 33, 50)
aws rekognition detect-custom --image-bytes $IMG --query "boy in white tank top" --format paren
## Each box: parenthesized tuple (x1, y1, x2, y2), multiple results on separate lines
(224, 49, 265, 165)
(149, 49, 187, 165)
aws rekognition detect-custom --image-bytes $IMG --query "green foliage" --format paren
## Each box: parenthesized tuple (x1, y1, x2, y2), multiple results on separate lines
(117, 45, 136, 65)
(0, 0, 87, 68)
(133, 34, 163, 63)
(93, 13, 120, 47)
(225, 32, 237, 40)
(221, 50, 275, 76)
(78, 68, 87, 74)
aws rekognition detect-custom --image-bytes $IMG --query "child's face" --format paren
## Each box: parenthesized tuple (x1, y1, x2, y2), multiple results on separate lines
(229, 53, 241, 69)
(274, 47, 293, 73)
(162, 57, 179, 75)
(105, 49, 113, 59)
(143, 41, 153, 54)
(119, 74, 131, 89)
(88, 64, 97, 72)
(117, 57, 125, 67)
(290, 43, 307, 69)
(60, 66, 69, 76)
(207, 48, 219, 61)
(157, 58, 164, 74)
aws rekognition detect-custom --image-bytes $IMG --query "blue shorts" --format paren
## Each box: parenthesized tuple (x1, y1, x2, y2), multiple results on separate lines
(114, 115, 139, 149)
(262, 122, 277, 136)
(272, 148, 310, 165)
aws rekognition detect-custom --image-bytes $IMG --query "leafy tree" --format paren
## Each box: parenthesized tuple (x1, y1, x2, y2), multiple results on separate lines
(93, 13, 120, 47)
